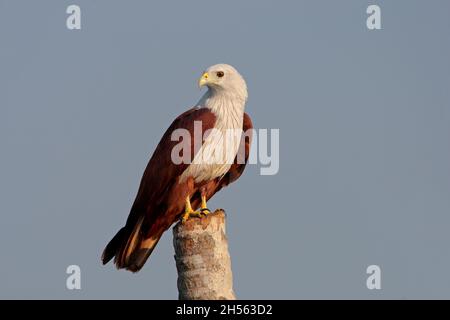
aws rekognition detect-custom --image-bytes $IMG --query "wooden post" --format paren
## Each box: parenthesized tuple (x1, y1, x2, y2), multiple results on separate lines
(173, 209, 236, 300)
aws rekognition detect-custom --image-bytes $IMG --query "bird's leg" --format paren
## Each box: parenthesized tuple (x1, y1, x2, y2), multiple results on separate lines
(181, 195, 202, 223)
(199, 190, 211, 216)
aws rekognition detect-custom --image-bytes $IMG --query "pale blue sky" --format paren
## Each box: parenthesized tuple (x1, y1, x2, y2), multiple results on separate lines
(1, 0, 450, 299)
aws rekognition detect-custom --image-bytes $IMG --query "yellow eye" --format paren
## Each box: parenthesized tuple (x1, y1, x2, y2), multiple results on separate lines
(216, 71, 224, 78)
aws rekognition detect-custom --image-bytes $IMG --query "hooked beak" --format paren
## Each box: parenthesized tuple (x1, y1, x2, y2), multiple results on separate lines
(198, 72, 209, 88)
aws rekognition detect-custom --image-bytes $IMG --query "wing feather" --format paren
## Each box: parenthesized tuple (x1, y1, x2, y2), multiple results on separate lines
(128, 107, 217, 226)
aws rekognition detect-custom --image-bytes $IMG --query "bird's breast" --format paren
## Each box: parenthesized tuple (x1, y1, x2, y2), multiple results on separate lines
(180, 116, 243, 184)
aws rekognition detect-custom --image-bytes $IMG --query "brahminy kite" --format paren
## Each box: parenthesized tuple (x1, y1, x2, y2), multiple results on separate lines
(101, 64, 252, 272)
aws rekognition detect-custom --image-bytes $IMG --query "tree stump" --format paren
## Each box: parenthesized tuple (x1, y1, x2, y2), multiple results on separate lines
(173, 209, 236, 300)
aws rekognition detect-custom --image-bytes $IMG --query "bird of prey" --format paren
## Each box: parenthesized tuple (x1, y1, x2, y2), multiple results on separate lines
(101, 64, 253, 272)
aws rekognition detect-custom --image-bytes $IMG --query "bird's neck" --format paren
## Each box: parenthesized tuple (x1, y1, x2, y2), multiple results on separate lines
(197, 90, 246, 129)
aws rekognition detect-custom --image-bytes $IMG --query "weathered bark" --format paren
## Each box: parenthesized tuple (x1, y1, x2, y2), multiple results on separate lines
(173, 209, 236, 300)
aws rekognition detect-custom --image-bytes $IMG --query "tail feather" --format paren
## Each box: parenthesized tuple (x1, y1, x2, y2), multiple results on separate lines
(101, 227, 127, 265)
(101, 217, 162, 272)
(125, 235, 162, 272)
(116, 216, 145, 268)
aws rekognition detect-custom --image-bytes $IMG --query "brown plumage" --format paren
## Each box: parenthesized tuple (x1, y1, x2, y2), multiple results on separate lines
(101, 108, 253, 272)
(102, 63, 252, 272)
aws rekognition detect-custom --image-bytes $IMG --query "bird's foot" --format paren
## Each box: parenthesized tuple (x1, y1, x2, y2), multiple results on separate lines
(200, 208, 211, 215)
(181, 208, 212, 223)
(181, 210, 203, 223)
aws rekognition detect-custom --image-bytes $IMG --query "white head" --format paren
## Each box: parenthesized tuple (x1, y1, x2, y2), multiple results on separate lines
(198, 64, 248, 102)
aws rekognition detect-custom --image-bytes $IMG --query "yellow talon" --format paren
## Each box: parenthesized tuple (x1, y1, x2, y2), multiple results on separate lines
(200, 194, 211, 215)
(181, 196, 202, 223)
(181, 211, 203, 223)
